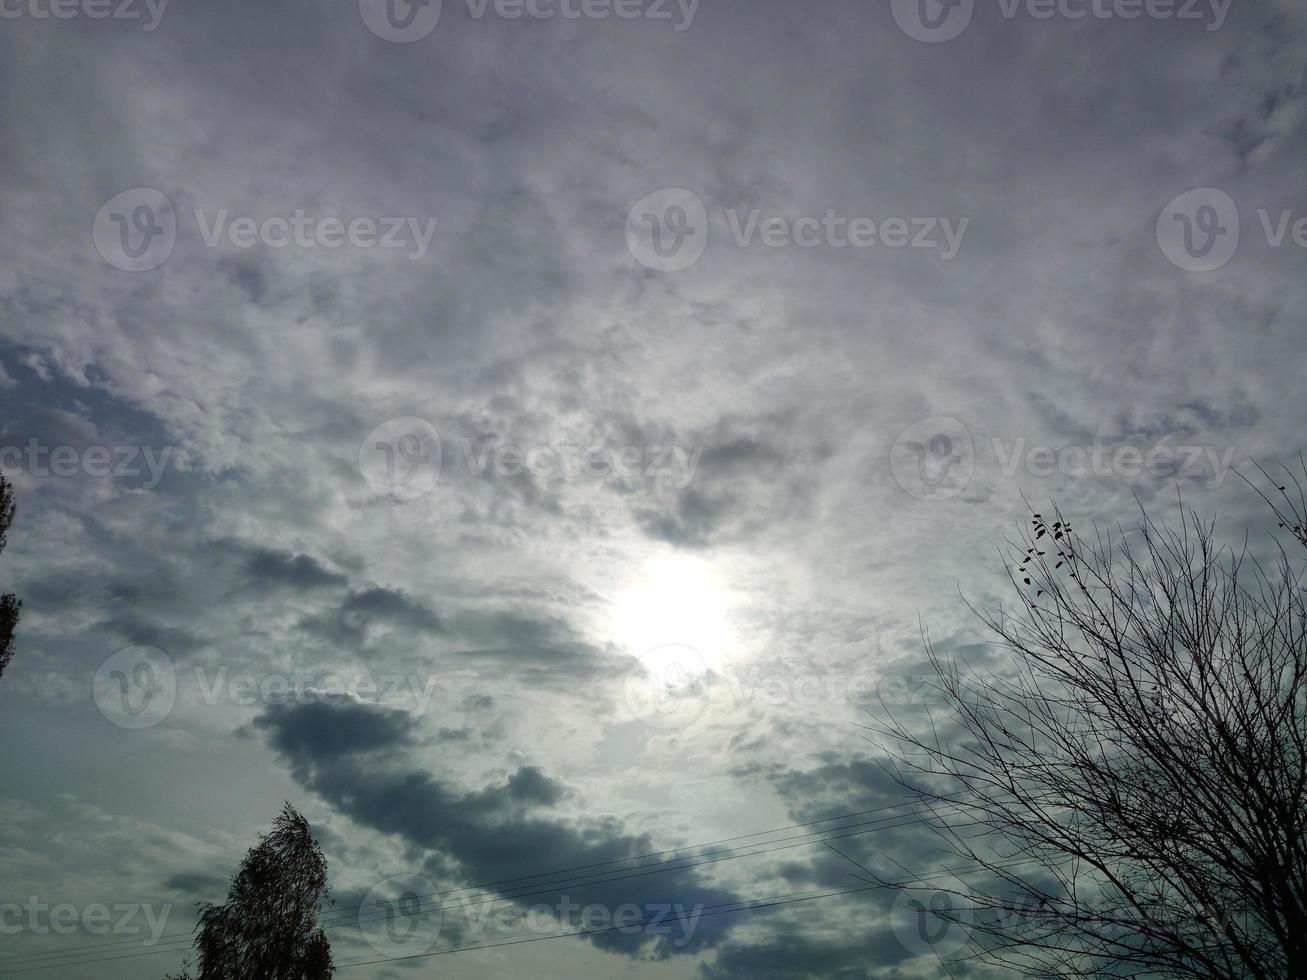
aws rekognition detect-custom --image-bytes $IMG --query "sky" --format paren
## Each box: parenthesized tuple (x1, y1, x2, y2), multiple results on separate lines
(1, 0, 1305, 977)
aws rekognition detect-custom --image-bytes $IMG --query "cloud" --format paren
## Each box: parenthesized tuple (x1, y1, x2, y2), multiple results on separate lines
(299, 586, 444, 648)
(235, 544, 349, 592)
(255, 698, 745, 960)
(699, 928, 906, 980)
(253, 699, 418, 770)
(4, 2, 1307, 977)
(95, 609, 208, 655)
(163, 870, 229, 901)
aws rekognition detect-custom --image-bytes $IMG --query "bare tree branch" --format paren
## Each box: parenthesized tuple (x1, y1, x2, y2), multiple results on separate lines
(874, 481, 1307, 979)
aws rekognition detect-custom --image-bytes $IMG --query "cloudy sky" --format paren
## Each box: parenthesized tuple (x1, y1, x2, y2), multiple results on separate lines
(1, 0, 1305, 976)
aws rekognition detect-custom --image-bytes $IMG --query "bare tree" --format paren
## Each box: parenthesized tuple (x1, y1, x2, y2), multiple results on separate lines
(0, 475, 20, 682)
(169, 803, 334, 980)
(1243, 455, 1307, 554)
(876, 483, 1307, 979)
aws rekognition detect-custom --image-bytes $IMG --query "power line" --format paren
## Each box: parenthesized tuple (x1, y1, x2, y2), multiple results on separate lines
(0, 796, 963, 969)
(0, 803, 973, 975)
(0, 811, 950, 973)
(333, 883, 882, 970)
(337, 855, 1061, 974)
(336, 807, 976, 929)
(324, 802, 972, 929)
(336, 854, 1060, 973)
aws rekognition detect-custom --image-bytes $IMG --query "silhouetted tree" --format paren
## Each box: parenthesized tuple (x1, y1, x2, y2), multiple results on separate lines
(169, 803, 333, 980)
(0, 475, 20, 682)
(877, 479, 1307, 979)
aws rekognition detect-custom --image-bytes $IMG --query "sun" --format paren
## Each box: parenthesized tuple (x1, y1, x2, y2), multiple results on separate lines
(611, 554, 735, 671)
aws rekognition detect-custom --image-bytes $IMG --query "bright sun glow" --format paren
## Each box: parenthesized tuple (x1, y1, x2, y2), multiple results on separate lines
(611, 554, 735, 670)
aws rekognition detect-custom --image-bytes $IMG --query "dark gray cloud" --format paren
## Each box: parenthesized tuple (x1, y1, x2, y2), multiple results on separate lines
(256, 698, 745, 960)
(95, 609, 208, 655)
(253, 699, 418, 770)
(299, 586, 444, 648)
(234, 544, 349, 592)
(2, 1, 1305, 978)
